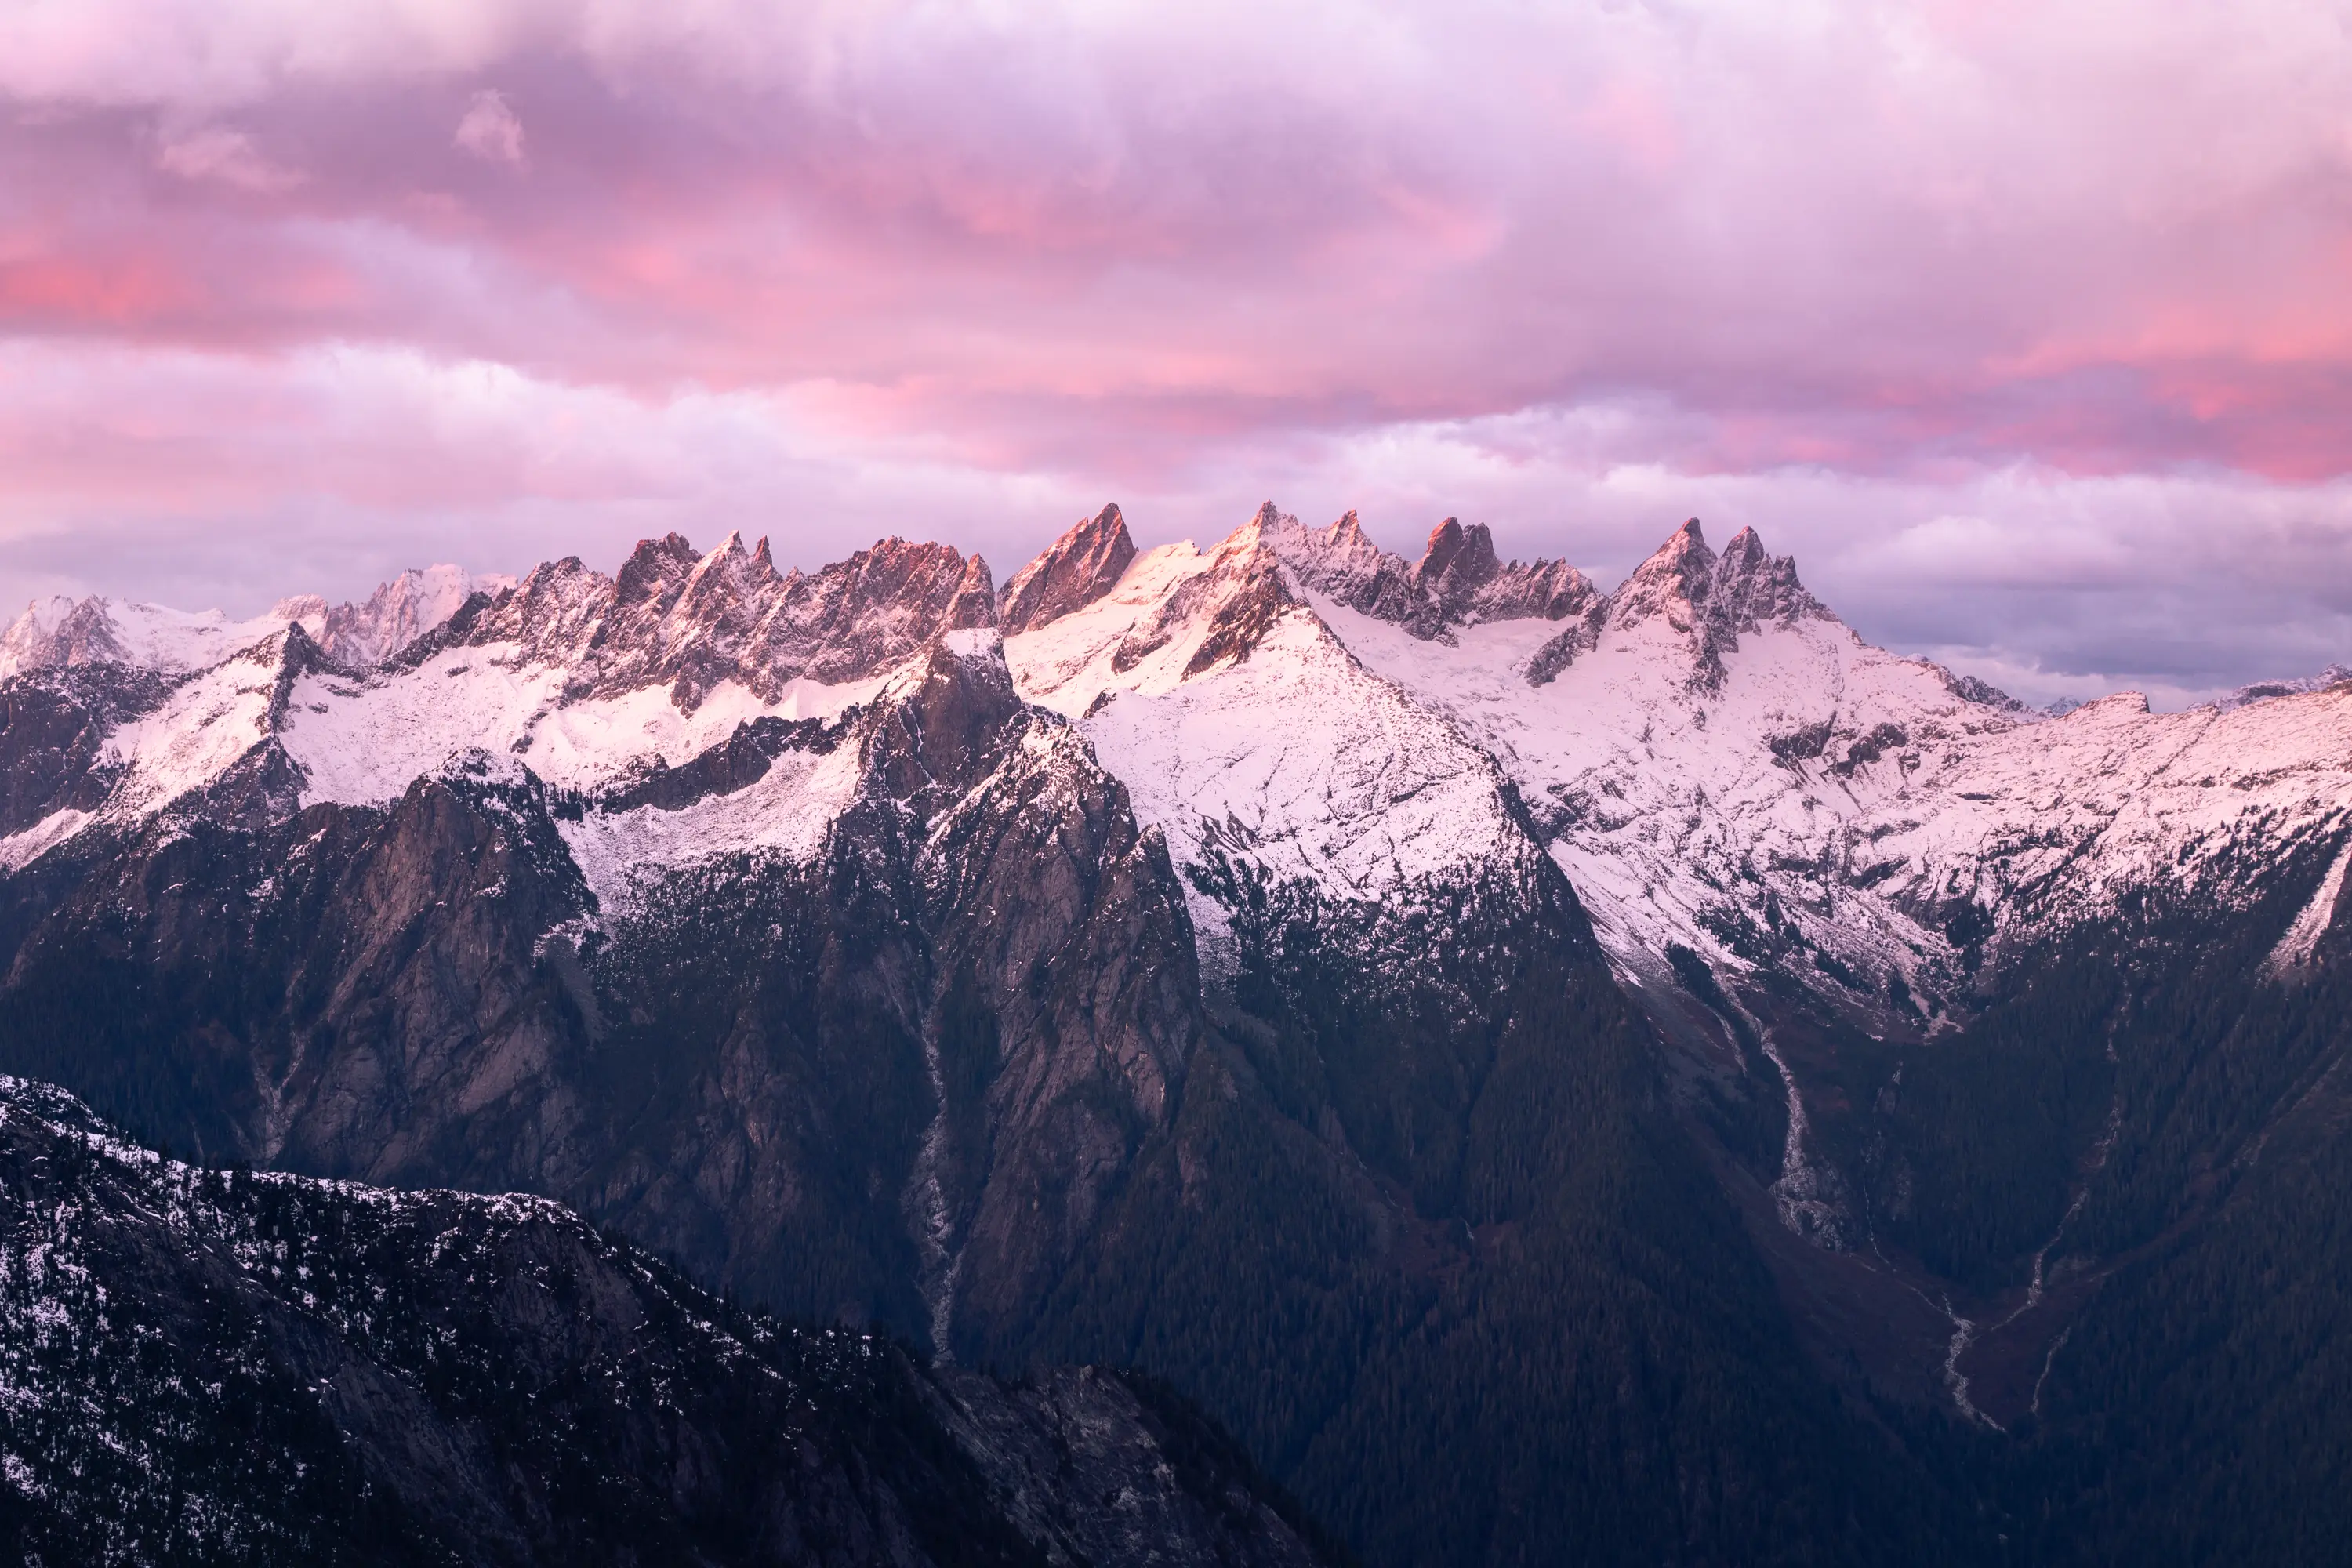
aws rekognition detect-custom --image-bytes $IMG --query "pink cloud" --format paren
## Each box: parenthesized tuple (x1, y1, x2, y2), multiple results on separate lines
(0, 6, 2336, 456)
(453, 89, 525, 167)
(154, 124, 303, 191)
(1580, 78, 1680, 177)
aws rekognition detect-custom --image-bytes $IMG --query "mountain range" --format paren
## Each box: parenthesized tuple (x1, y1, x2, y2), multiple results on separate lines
(3, 503, 2350, 1565)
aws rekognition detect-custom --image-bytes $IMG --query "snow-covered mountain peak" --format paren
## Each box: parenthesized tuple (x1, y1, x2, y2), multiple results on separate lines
(9, 506, 2348, 1051)
(270, 594, 330, 630)
(0, 594, 311, 682)
(1000, 503, 1137, 633)
(1708, 524, 1830, 633)
(0, 595, 126, 676)
(611, 530, 702, 609)
(1004, 506, 1534, 925)
(2, 564, 510, 684)
(453, 533, 996, 713)
(1273, 508, 1389, 599)
(1541, 517, 1834, 695)
(318, 564, 510, 667)
(1605, 517, 1712, 626)
(1599, 517, 1826, 640)
(0, 535, 1009, 880)
(675, 530, 767, 617)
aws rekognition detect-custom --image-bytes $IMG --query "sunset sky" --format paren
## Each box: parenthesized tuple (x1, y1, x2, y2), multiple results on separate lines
(4, 0, 2350, 705)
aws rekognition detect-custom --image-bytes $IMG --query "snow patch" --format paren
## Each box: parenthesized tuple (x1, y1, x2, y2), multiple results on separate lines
(939, 626, 1003, 661)
(281, 641, 876, 805)
(96, 636, 293, 819)
(2268, 834, 2352, 976)
(556, 740, 864, 913)
(0, 809, 93, 874)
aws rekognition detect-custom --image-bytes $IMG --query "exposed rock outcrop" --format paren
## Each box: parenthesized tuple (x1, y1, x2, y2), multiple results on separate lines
(1259, 506, 1594, 641)
(0, 666, 169, 838)
(1000, 503, 1138, 633)
(462, 533, 998, 710)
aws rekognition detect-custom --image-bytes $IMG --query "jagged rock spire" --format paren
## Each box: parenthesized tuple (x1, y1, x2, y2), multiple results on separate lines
(1414, 517, 1499, 600)
(1568, 517, 1830, 691)
(1258, 508, 1593, 641)
(441, 532, 998, 710)
(612, 532, 702, 614)
(1606, 518, 1824, 635)
(1607, 518, 1715, 626)
(1000, 503, 1138, 633)
(1710, 524, 1824, 633)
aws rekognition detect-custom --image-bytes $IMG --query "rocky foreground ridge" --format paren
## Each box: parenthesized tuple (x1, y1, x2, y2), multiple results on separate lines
(0, 1076, 1329, 1567)
(3, 504, 2352, 1566)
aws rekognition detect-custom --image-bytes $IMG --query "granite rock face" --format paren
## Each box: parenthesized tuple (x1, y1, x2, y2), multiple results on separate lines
(999, 503, 1138, 633)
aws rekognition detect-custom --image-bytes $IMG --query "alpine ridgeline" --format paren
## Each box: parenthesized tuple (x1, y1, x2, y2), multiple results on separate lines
(3, 505, 2350, 1566)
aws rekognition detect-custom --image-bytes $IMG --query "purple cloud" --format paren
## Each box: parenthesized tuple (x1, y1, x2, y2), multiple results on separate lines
(453, 89, 526, 168)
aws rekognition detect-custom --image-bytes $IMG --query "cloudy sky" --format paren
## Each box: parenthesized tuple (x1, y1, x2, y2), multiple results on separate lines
(3, 1, 2350, 705)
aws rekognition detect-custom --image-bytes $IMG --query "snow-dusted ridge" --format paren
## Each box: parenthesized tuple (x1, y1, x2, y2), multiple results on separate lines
(1292, 520, 2030, 996)
(0, 564, 512, 684)
(1010, 503, 2352, 1018)
(0, 532, 994, 883)
(6, 510, 2350, 1018)
(0, 592, 320, 682)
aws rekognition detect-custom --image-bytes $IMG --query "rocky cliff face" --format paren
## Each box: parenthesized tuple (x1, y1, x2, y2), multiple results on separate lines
(0, 1076, 1330, 1568)
(0, 665, 169, 840)
(999, 503, 1138, 633)
(456, 532, 996, 710)
(1269, 506, 1595, 641)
